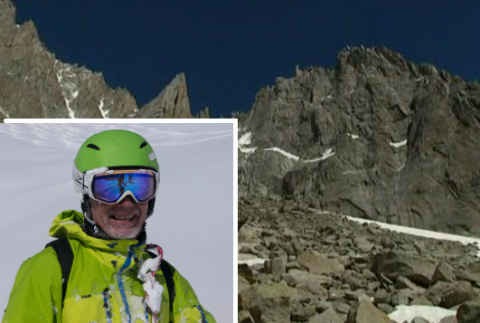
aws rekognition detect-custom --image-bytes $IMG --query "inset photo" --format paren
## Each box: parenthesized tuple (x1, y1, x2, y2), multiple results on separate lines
(0, 121, 235, 323)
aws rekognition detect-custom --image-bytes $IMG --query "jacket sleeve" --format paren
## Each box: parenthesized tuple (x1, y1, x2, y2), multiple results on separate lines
(2, 247, 63, 323)
(168, 264, 217, 323)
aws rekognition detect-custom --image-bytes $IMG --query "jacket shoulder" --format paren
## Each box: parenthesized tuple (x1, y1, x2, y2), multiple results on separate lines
(2, 243, 63, 322)
(22, 243, 63, 277)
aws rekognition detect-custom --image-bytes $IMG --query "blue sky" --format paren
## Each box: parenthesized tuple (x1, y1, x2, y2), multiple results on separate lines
(14, 0, 480, 117)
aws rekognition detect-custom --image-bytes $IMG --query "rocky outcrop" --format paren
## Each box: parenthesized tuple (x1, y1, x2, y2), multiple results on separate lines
(0, 0, 194, 120)
(138, 73, 192, 118)
(239, 46, 480, 236)
(238, 198, 480, 323)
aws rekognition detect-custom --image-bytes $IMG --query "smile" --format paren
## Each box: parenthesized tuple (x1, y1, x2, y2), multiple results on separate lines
(110, 214, 136, 220)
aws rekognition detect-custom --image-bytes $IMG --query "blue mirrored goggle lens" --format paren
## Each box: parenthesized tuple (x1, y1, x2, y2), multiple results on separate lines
(93, 172, 155, 203)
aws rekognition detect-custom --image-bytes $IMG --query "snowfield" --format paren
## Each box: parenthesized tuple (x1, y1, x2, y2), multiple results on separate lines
(0, 121, 234, 323)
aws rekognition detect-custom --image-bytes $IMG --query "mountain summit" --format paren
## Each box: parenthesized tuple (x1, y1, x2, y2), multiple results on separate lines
(239, 46, 480, 236)
(0, 0, 195, 119)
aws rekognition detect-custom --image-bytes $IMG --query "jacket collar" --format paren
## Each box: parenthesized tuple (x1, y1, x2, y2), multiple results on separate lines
(49, 210, 146, 254)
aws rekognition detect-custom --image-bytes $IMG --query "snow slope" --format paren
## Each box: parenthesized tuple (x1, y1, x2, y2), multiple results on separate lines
(0, 122, 234, 322)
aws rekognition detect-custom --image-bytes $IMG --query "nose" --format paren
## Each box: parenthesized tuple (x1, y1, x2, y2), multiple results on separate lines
(118, 195, 135, 205)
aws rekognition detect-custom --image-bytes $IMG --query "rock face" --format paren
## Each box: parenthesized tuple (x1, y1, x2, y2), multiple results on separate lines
(0, 0, 193, 120)
(138, 73, 192, 118)
(238, 198, 480, 323)
(239, 46, 480, 236)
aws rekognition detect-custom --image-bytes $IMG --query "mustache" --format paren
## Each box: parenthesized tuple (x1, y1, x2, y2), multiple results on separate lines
(106, 205, 141, 216)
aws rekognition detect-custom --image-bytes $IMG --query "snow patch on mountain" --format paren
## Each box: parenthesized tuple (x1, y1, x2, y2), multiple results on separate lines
(264, 147, 300, 161)
(98, 98, 109, 118)
(239, 132, 257, 153)
(390, 139, 407, 148)
(303, 148, 335, 163)
(55, 60, 79, 119)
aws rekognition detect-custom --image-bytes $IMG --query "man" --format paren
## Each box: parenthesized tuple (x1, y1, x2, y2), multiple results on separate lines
(2, 129, 216, 323)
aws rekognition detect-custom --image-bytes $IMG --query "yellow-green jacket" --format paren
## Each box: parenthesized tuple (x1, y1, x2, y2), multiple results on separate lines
(2, 210, 216, 323)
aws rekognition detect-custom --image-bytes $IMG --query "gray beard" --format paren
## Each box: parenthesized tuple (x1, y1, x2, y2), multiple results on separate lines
(103, 224, 141, 239)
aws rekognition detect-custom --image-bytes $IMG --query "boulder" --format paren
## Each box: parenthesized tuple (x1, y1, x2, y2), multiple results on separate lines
(346, 296, 393, 323)
(441, 281, 479, 308)
(457, 300, 480, 323)
(371, 251, 436, 287)
(249, 282, 295, 323)
(298, 250, 345, 276)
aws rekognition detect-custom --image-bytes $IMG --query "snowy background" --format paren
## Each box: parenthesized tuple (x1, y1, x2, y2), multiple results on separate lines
(0, 122, 234, 322)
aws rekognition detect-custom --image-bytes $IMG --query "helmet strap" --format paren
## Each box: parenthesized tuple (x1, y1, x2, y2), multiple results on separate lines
(146, 197, 156, 219)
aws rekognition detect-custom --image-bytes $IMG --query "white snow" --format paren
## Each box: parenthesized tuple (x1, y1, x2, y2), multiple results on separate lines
(390, 139, 407, 148)
(388, 305, 456, 323)
(263, 146, 335, 164)
(238, 132, 257, 154)
(138, 257, 165, 316)
(137, 257, 160, 281)
(239, 132, 252, 146)
(238, 255, 266, 267)
(264, 147, 300, 161)
(238, 130, 336, 163)
(0, 122, 234, 323)
(55, 61, 79, 118)
(303, 148, 335, 163)
(143, 276, 164, 314)
(346, 215, 480, 258)
(98, 98, 109, 118)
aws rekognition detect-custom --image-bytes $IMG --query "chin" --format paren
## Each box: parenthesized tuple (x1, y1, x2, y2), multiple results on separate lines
(105, 228, 141, 240)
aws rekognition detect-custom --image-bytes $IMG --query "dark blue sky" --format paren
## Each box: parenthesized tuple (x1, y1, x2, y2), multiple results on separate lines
(14, 0, 480, 117)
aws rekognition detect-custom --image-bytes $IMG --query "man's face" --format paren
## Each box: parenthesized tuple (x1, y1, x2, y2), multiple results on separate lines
(90, 196, 149, 239)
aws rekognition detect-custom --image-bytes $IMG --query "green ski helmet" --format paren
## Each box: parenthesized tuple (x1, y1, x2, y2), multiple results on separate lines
(72, 129, 160, 222)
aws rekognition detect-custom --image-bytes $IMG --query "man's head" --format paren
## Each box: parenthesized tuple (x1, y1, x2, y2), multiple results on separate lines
(72, 129, 160, 240)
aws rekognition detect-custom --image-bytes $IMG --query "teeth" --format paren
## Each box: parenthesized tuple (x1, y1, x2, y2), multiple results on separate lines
(114, 215, 133, 220)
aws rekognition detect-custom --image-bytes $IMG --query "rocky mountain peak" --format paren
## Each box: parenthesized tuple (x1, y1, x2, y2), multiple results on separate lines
(239, 46, 480, 237)
(0, 0, 196, 120)
(337, 46, 411, 72)
(138, 72, 192, 118)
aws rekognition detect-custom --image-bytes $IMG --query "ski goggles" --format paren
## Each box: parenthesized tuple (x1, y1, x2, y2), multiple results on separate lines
(91, 169, 157, 204)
